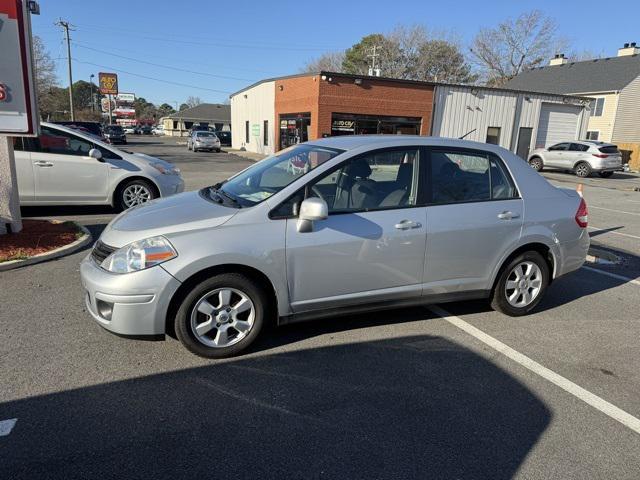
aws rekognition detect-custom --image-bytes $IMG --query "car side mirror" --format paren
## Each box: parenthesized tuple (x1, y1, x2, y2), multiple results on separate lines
(89, 148, 103, 161)
(297, 197, 328, 233)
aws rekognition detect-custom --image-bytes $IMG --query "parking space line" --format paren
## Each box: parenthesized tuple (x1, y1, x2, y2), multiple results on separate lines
(582, 266, 640, 286)
(429, 305, 640, 435)
(590, 206, 640, 216)
(588, 226, 640, 240)
(0, 418, 17, 437)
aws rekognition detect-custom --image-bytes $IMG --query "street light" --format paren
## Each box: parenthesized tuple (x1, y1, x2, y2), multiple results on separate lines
(89, 74, 95, 112)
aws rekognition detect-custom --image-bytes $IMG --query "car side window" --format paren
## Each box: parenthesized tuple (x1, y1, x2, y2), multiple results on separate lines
(570, 143, 588, 152)
(307, 148, 420, 214)
(429, 150, 517, 204)
(31, 126, 93, 156)
(549, 143, 569, 151)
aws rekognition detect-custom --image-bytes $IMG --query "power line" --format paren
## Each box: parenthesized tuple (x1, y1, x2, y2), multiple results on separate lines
(72, 59, 232, 94)
(72, 42, 255, 82)
(54, 19, 76, 120)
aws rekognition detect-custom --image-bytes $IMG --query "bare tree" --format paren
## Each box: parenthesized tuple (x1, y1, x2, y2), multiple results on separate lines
(185, 96, 203, 108)
(302, 51, 345, 72)
(32, 36, 59, 118)
(470, 10, 567, 86)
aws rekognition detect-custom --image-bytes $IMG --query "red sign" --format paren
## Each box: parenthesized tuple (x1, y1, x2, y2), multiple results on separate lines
(98, 72, 118, 95)
(0, 0, 39, 135)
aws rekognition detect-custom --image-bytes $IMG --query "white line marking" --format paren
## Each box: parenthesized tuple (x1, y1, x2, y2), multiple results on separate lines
(429, 305, 640, 435)
(582, 265, 640, 286)
(590, 206, 640, 216)
(0, 418, 17, 437)
(588, 226, 640, 240)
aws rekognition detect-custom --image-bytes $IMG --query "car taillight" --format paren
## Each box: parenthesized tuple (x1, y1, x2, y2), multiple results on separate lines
(592, 153, 609, 158)
(575, 197, 588, 228)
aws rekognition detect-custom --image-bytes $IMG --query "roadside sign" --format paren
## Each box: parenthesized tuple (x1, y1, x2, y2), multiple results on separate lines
(98, 72, 118, 95)
(0, 0, 39, 136)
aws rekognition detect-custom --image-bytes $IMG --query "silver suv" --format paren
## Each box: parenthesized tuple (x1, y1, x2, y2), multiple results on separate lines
(81, 136, 590, 358)
(528, 140, 623, 178)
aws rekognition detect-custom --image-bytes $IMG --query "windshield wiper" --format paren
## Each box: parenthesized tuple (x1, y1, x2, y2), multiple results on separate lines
(217, 188, 242, 208)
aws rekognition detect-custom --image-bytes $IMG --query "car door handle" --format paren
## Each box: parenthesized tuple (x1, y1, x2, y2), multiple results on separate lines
(497, 211, 520, 220)
(395, 220, 422, 230)
(33, 160, 53, 167)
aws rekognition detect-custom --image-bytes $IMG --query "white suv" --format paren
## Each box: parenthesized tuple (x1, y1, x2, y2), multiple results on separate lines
(527, 141, 623, 178)
(13, 122, 184, 210)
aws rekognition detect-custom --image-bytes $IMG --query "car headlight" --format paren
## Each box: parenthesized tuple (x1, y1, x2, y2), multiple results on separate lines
(151, 161, 180, 175)
(101, 236, 177, 274)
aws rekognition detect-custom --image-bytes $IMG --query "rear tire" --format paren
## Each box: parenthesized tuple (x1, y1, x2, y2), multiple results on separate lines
(490, 251, 549, 317)
(598, 171, 614, 178)
(528, 156, 543, 172)
(175, 274, 266, 358)
(574, 162, 592, 178)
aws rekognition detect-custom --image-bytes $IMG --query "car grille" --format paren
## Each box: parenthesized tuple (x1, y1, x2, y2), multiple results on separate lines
(91, 240, 116, 265)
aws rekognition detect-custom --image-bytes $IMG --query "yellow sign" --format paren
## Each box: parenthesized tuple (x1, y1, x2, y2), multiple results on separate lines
(98, 72, 118, 95)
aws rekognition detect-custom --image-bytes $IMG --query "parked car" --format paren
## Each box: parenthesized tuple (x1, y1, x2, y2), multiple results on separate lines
(140, 125, 152, 135)
(528, 141, 623, 178)
(152, 125, 165, 135)
(81, 136, 589, 358)
(123, 125, 136, 134)
(54, 121, 103, 139)
(213, 130, 231, 147)
(188, 131, 221, 152)
(103, 125, 127, 145)
(13, 122, 184, 210)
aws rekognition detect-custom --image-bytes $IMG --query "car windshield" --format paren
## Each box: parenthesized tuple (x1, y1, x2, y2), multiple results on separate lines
(211, 144, 343, 208)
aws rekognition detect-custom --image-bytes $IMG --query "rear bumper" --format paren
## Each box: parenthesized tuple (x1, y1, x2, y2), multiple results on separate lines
(552, 229, 590, 278)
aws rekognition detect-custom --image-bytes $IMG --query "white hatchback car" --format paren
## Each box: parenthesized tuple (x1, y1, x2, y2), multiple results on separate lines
(13, 122, 184, 210)
(528, 141, 623, 178)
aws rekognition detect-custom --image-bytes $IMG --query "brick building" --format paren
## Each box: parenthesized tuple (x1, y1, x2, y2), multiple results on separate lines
(231, 72, 588, 159)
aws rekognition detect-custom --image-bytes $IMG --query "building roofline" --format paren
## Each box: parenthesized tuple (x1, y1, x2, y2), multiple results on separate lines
(230, 70, 591, 102)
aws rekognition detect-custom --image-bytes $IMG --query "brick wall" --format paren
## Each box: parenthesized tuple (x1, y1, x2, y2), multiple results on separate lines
(273, 74, 435, 150)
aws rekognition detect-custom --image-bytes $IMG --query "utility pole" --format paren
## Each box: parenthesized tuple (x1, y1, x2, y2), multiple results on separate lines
(55, 19, 75, 121)
(90, 74, 95, 112)
(367, 45, 381, 77)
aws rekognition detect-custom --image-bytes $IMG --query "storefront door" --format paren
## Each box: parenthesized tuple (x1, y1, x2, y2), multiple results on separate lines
(279, 113, 311, 149)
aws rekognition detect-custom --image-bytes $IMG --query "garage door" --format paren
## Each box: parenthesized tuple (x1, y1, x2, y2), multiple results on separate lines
(536, 103, 581, 148)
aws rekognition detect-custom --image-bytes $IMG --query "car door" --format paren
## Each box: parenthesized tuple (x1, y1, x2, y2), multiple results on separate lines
(568, 143, 590, 168)
(424, 147, 523, 294)
(31, 125, 109, 202)
(12, 137, 35, 202)
(544, 143, 569, 168)
(283, 147, 427, 313)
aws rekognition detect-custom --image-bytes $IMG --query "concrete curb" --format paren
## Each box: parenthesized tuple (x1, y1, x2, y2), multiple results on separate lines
(0, 223, 92, 272)
(586, 247, 619, 265)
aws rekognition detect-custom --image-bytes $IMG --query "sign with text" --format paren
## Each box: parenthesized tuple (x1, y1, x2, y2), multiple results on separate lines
(0, 0, 39, 135)
(98, 72, 118, 95)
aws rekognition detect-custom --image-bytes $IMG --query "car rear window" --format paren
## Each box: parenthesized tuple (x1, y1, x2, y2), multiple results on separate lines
(599, 146, 619, 154)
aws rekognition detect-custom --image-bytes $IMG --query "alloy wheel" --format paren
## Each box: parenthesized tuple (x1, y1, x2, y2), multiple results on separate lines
(190, 288, 255, 348)
(122, 184, 152, 208)
(504, 261, 543, 308)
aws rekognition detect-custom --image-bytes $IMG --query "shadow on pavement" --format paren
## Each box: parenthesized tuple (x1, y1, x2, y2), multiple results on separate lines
(0, 334, 550, 480)
(21, 205, 116, 218)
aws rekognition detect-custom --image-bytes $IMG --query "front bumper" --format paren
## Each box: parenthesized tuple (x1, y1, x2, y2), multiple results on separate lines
(80, 254, 182, 336)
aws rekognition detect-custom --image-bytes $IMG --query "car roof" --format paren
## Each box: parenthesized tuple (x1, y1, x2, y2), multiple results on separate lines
(307, 134, 513, 154)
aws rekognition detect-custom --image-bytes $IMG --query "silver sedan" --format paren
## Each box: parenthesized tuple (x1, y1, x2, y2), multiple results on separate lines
(187, 131, 221, 152)
(81, 136, 589, 358)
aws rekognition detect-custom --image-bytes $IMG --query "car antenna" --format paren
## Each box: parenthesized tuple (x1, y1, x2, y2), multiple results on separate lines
(459, 128, 477, 140)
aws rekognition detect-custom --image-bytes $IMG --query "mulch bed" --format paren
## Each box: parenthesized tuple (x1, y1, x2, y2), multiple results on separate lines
(0, 220, 81, 263)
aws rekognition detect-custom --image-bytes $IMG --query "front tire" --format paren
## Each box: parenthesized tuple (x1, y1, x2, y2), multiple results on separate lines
(528, 156, 543, 172)
(574, 162, 592, 178)
(490, 251, 549, 317)
(598, 171, 614, 178)
(175, 274, 266, 358)
(116, 179, 156, 211)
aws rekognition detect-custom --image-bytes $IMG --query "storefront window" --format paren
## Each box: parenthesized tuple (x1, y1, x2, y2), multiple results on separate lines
(279, 113, 311, 149)
(330, 113, 421, 137)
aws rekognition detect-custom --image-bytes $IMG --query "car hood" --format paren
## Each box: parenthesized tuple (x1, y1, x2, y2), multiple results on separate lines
(99, 190, 238, 247)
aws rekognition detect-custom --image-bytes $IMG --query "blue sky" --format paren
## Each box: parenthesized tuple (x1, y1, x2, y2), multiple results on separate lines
(32, 0, 640, 106)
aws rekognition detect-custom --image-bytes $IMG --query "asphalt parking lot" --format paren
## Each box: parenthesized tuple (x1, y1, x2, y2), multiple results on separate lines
(2, 135, 640, 479)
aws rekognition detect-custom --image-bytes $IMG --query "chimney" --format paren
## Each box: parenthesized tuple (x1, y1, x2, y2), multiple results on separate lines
(618, 42, 639, 56)
(549, 53, 568, 66)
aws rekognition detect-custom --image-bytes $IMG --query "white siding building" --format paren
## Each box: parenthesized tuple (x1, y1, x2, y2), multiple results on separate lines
(431, 85, 590, 159)
(230, 80, 275, 155)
